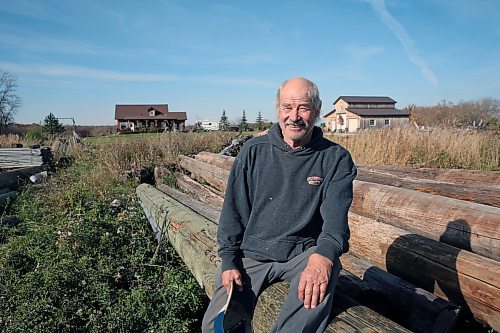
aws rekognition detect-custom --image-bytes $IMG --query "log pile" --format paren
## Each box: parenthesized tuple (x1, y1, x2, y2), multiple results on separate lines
(0, 148, 52, 169)
(137, 151, 500, 332)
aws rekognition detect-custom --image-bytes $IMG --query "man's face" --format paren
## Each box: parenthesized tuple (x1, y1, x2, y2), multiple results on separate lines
(278, 79, 317, 148)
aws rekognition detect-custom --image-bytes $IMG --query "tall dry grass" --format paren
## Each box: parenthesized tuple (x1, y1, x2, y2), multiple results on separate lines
(70, 132, 236, 182)
(326, 126, 499, 170)
(0, 134, 39, 148)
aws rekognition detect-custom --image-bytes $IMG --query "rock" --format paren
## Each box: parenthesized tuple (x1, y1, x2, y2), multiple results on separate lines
(109, 199, 122, 209)
(29, 171, 48, 184)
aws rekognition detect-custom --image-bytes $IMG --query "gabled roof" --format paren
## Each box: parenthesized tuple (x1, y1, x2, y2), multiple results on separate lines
(115, 104, 187, 121)
(334, 96, 396, 104)
(347, 108, 410, 117)
(323, 110, 336, 118)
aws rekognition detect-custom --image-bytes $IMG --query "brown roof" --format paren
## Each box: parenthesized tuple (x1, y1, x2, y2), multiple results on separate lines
(333, 96, 396, 105)
(347, 108, 410, 117)
(323, 110, 336, 118)
(115, 104, 187, 121)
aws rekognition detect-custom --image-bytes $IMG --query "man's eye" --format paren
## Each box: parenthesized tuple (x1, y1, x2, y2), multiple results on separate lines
(299, 106, 310, 112)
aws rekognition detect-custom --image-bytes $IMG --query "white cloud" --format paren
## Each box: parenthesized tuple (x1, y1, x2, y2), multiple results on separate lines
(366, 0, 438, 85)
(343, 43, 384, 59)
(0, 32, 100, 55)
(0, 61, 276, 87)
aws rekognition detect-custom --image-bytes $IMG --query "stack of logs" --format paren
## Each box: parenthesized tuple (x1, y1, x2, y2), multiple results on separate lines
(137, 151, 500, 332)
(0, 148, 53, 208)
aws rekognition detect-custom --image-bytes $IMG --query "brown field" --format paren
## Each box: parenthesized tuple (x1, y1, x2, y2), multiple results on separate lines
(325, 126, 499, 170)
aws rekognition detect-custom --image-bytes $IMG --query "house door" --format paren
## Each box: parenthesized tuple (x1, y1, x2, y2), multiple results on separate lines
(348, 118, 358, 132)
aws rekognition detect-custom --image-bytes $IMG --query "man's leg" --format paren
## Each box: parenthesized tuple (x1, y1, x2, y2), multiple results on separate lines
(202, 258, 273, 333)
(269, 247, 342, 333)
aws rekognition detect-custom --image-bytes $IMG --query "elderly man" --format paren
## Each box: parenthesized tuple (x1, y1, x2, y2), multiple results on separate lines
(202, 77, 357, 333)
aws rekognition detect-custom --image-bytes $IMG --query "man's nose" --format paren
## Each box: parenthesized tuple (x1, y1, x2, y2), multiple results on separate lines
(289, 108, 301, 121)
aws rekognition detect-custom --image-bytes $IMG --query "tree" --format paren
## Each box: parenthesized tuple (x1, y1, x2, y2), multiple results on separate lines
(255, 110, 263, 131)
(44, 113, 65, 135)
(219, 109, 229, 131)
(239, 109, 248, 132)
(0, 71, 22, 134)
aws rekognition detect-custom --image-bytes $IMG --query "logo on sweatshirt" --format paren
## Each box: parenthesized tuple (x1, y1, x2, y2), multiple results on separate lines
(307, 176, 323, 186)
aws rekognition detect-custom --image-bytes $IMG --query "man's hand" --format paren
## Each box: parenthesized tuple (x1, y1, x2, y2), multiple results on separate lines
(221, 269, 244, 295)
(298, 253, 334, 309)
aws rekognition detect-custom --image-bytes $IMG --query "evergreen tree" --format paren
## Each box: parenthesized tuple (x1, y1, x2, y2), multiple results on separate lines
(255, 110, 263, 131)
(239, 110, 248, 132)
(43, 112, 65, 135)
(219, 109, 229, 131)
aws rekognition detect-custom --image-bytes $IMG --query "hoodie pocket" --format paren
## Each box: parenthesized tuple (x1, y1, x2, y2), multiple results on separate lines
(243, 236, 310, 262)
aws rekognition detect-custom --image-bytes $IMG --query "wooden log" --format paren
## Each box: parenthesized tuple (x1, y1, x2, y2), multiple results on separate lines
(191, 152, 500, 207)
(357, 165, 500, 188)
(136, 184, 411, 333)
(174, 153, 499, 329)
(178, 154, 500, 261)
(0, 166, 45, 190)
(194, 151, 235, 171)
(178, 155, 230, 193)
(348, 212, 500, 331)
(157, 184, 221, 223)
(338, 253, 460, 333)
(356, 169, 500, 207)
(352, 180, 500, 261)
(157, 179, 461, 332)
(175, 173, 225, 206)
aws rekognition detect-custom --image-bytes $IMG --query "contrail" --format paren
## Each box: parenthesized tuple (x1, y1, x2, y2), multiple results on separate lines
(366, 0, 438, 86)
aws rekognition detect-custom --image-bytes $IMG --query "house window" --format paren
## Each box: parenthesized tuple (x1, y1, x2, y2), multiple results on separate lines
(149, 110, 155, 116)
(369, 119, 376, 126)
(384, 119, 390, 126)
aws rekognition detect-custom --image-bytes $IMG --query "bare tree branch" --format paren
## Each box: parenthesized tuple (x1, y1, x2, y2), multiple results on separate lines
(0, 70, 22, 134)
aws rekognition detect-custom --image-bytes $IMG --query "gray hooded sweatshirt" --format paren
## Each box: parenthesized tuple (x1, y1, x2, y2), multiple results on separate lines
(217, 124, 357, 271)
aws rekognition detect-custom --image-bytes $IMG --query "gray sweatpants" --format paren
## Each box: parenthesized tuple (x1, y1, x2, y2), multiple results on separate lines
(202, 246, 342, 333)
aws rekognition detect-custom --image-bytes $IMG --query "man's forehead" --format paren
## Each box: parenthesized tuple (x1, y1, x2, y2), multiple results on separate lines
(280, 97, 310, 105)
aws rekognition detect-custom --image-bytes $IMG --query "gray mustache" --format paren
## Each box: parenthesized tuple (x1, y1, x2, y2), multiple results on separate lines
(285, 119, 306, 127)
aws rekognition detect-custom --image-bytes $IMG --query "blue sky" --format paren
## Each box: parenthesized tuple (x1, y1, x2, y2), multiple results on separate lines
(1, 0, 499, 126)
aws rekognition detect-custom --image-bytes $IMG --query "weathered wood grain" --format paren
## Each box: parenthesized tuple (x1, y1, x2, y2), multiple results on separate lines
(178, 155, 229, 193)
(352, 180, 500, 261)
(348, 212, 500, 330)
(356, 169, 500, 207)
(194, 151, 235, 171)
(175, 173, 225, 207)
(357, 165, 500, 188)
(157, 184, 221, 223)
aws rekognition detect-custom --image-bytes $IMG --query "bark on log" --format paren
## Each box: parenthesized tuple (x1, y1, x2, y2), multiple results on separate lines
(136, 184, 411, 333)
(192, 152, 500, 207)
(352, 180, 500, 261)
(178, 155, 229, 193)
(175, 173, 225, 207)
(356, 169, 500, 207)
(195, 151, 235, 171)
(348, 212, 500, 331)
(357, 165, 500, 188)
(157, 184, 221, 223)
(156, 180, 461, 332)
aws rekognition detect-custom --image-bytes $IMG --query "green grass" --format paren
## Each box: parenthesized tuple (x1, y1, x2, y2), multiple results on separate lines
(0, 158, 209, 332)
